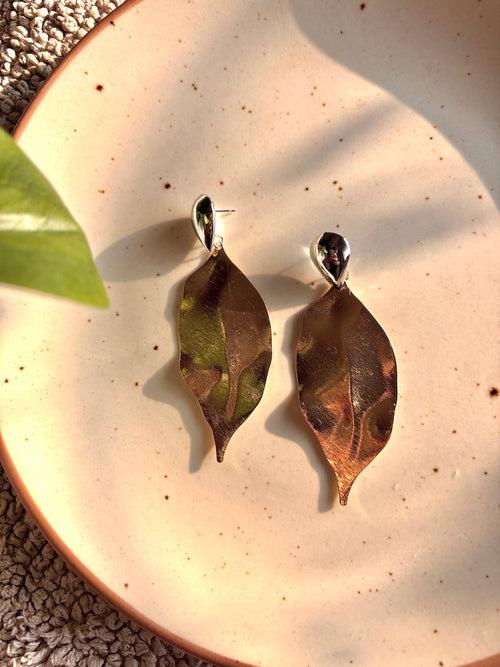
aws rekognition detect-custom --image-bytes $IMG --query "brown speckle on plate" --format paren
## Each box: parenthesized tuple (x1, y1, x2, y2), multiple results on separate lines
(489, 387, 498, 397)
(96, 84, 104, 91)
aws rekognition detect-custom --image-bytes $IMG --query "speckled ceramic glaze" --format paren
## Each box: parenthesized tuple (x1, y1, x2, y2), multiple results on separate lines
(1, 1, 499, 666)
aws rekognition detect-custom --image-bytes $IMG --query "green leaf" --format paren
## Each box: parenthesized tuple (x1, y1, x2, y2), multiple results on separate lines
(0, 128, 108, 307)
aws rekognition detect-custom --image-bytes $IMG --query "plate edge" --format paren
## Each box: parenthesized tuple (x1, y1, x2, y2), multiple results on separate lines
(0, 433, 257, 667)
(12, 0, 141, 141)
(4, 0, 257, 661)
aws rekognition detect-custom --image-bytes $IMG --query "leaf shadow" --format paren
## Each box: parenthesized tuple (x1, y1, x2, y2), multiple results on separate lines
(289, 0, 500, 209)
(143, 353, 214, 474)
(254, 272, 338, 512)
(94, 217, 193, 282)
(142, 262, 216, 474)
(95, 216, 214, 472)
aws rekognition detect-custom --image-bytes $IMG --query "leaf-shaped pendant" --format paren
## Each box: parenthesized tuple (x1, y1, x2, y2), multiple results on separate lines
(297, 233, 397, 505)
(178, 196, 272, 462)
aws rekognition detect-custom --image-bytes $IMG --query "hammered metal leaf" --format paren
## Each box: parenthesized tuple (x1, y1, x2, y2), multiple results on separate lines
(179, 248, 272, 461)
(296, 286, 397, 505)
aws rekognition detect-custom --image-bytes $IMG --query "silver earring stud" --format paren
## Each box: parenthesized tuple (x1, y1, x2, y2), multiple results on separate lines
(191, 194, 235, 253)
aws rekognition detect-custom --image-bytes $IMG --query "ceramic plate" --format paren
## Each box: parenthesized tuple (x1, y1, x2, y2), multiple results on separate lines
(1, 1, 499, 665)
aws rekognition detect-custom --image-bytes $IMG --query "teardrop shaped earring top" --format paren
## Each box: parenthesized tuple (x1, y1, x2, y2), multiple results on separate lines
(311, 232, 351, 288)
(191, 193, 235, 253)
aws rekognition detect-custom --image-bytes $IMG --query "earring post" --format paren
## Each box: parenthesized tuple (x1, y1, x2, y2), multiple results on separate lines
(215, 208, 236, 213)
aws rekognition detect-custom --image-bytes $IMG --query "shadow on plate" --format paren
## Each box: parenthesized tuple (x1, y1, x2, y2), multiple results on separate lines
(95, 217, 194, 282)
(96, 217, 215, 472)
(254, 273, 339, 511)
(290, 0, 499, 209)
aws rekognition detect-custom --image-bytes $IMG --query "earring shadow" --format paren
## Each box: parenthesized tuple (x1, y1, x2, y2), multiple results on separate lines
(96, 216, 216, 471)
(260, 281, 338, 512)
(143, 356, 214, 473)
(266, 390, 337, 512)
(95, 217, 194, 281)
(143, 271, 216, 473)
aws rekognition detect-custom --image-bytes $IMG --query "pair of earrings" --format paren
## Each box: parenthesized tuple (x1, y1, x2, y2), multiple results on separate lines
(178, 194, 397, 505)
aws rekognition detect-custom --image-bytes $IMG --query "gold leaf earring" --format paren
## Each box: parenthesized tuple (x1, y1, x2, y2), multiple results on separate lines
(296, 232, 397, 505)
(178, 195, 272, 462)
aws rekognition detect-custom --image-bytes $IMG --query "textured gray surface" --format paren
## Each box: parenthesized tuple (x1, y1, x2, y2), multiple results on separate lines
(0, 1, 215, 665)
(1, 0, 122, 131)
